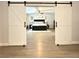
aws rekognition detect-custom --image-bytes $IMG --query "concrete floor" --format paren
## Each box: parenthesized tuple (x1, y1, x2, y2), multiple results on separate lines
(0, 30, 79, 58)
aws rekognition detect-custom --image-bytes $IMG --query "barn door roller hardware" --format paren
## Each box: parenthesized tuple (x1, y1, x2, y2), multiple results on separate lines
(8, 1, 72, 7)
(25, 1, 72, 7)
(8, 1, 26, 6)
(55, 1, 72, 7)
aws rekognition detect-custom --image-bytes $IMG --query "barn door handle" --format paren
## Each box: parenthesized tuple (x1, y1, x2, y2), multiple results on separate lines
(24, 22, 26, 28)
(56, 21, 57, 27)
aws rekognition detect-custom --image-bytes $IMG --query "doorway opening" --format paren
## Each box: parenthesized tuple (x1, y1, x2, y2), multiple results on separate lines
(26, 3, 55, 51)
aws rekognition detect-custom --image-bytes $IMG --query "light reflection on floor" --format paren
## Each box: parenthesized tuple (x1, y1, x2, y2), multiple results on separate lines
(1, 30, 79, 57)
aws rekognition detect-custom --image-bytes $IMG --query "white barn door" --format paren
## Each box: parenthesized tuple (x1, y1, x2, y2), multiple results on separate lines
(9, 4, 26, 46)
(55, 4, 72, 45)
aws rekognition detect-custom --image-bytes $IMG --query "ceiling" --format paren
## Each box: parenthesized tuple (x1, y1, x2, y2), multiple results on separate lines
(26, 7, 54, 14)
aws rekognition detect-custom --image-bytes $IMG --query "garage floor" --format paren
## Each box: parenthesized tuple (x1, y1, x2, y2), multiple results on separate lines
(0, 30, 79, 58)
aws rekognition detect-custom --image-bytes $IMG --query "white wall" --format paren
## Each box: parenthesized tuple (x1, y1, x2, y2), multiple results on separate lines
(0, 2, 8, 45)
(72, 2, 79, 43)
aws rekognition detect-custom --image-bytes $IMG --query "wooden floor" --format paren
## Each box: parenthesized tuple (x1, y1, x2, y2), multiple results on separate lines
(0, 30, 79, 58)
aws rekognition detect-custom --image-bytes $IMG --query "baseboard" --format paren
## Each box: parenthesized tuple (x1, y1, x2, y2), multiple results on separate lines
(0, 43, 27, 46)
(0, 43, 8, 46)
(55, 41, 79, 45)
